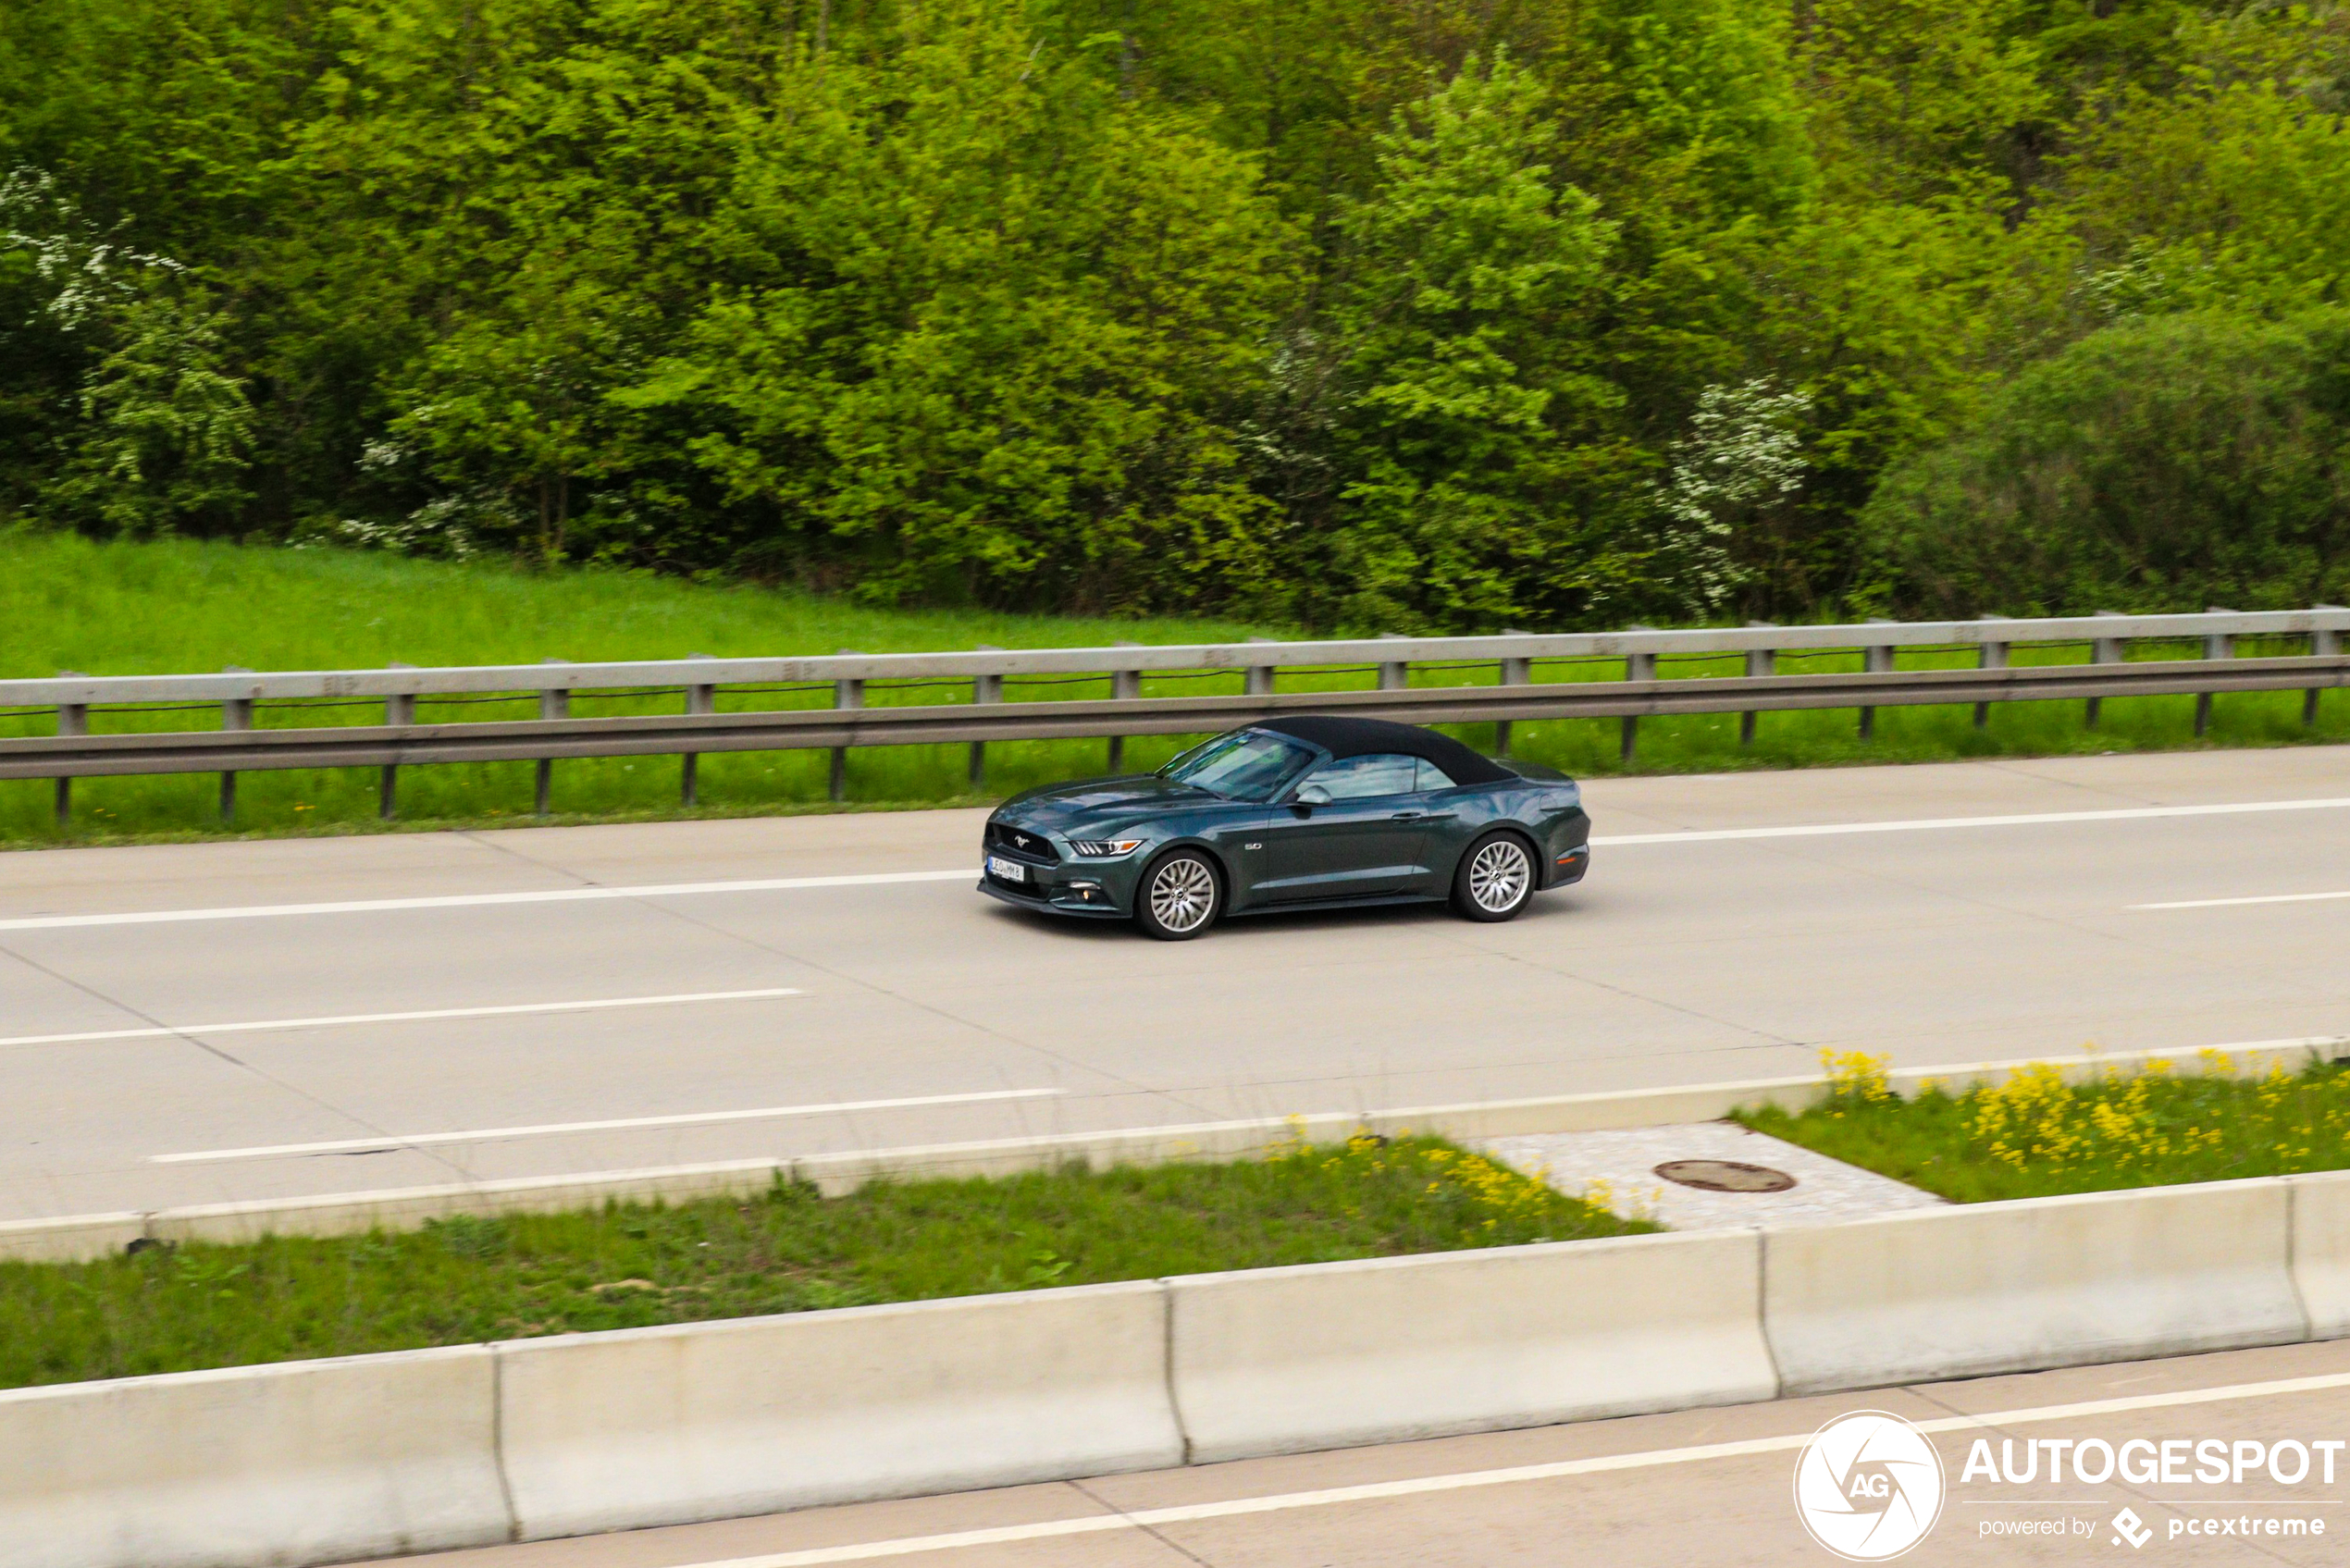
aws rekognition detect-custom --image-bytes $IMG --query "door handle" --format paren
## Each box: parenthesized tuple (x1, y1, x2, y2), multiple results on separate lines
(1392, 809, 1453, 822)
(1390, 810, 1425, 821)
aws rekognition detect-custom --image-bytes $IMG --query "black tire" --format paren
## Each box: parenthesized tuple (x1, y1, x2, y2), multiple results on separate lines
(1133, 847, 1224, 941)
(1451, 831, 1537, 922)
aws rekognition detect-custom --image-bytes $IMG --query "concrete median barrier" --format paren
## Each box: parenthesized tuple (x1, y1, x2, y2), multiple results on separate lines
(2288, 1169, 2350, 1339)
(1165, 1231, 1777, 1463)
(0, 1346, 509, 1568)
(1763, 1179, 2307, 1394)
(494, 1278, 1183, 1539)
(0, 1214, 144, 1265)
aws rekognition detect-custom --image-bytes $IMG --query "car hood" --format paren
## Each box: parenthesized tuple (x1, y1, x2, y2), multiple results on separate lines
(995, 774, 1224, 833)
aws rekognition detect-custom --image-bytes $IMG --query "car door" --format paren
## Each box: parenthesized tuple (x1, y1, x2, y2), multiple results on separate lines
(1395, 756, 1466, 893)
(1250, 752, 1427, 901)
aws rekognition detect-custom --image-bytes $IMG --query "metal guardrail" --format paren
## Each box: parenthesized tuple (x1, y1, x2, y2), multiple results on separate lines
(6, 608, 2349, 706)
(4, 609, 2344, 823)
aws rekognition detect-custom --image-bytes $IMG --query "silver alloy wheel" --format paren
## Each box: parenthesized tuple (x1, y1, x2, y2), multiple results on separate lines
(1467, 838, 1532, 913)
(1148, 855, 1218, 933)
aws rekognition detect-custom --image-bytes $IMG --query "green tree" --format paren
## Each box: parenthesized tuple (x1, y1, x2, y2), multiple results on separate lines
(1794, 0, 2049, 206)
(1322, 52, 1629, 631)
(0, 168, 254, 536)
(2054, 31, 2350, 319)
(43, 286, 255, 537)
(385, 268, 636, 565)
(634, 0, 1295, 610)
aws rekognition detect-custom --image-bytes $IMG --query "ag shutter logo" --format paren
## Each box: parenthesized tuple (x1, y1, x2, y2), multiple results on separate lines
(1793, 1411, 1948, 1561)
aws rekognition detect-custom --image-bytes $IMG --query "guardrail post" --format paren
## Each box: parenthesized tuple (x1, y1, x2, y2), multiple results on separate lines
(218, 666, 254, 822)
(1496, 650, 1530, 757)
(537, 659, 570, 814)
(682, 656, 716, 806)
(1376, 635, 1409, 692)
(2311, 608, 2344, 726)
(1859, 621, 1897, 739)
(1246, 636, 1280, 699)
(831, 655, 863, 802)
(1109, 641, 1142, 771)
(2086, 614, 2126, 730)
(1740, 623, 1775, 745)
(53, 673, 85, 827)
(2196, 610, 2233, 736)
(380, 664, 415, 819)
(970, 648, 1001, 790)
(1974, 618, 2010, 728)
(1621, 630, 1655, 762)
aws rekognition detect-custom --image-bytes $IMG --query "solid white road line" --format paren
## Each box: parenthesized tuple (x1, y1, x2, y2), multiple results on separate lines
(0, 988, 806, 1048)
(150, 1087, 1066, 1164)
(673, 1370, 2350, 1567)
(1590, 796, 2350, 846)
(2131, 890, 2350, 911)
(4, 796, 2347, 933)
(0, 870, 977, 932)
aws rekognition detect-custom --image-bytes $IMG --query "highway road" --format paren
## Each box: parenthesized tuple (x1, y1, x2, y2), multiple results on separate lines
(0, 745, 2345, 1222)
(388, 1339, 2350, 1567)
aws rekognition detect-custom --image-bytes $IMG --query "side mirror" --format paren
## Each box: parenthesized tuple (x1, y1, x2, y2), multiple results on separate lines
(1293, 784, 1333, 808)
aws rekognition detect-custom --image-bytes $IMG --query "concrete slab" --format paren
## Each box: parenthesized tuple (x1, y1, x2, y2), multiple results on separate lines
(1481, 1122, 1946, 1230)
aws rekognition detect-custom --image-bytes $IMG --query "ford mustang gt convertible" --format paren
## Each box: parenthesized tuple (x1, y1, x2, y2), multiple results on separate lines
(978, 714, 1590, 940)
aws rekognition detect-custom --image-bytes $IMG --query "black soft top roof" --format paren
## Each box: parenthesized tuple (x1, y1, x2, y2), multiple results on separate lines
(1253, 715, 1517, 786)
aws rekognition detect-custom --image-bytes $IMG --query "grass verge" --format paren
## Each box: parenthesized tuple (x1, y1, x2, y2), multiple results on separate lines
(0, 1133, 1639, 1391)
(1738, 1051, 2350, 1204)
(5, 535, 2346, 849)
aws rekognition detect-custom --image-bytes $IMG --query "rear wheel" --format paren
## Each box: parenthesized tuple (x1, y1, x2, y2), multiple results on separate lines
(1134, 848, 1223, 941)
(1452, 832, 1535, 922)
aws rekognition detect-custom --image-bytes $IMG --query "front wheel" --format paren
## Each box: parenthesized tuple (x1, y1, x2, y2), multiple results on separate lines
(1134, 848, 1223, 941)
(1452, 832, 1536, 922)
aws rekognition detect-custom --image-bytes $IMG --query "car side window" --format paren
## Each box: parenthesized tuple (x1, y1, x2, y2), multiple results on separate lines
(1415, 758, 1457, 792)
(1304, 752, 1421, 801)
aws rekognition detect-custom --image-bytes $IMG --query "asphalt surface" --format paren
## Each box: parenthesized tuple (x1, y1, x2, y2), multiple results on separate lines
(390, 1338, 2350, 1567)
(1, 746, 2346, 1221)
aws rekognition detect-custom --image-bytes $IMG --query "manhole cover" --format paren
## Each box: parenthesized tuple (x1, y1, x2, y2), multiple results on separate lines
(1653, 1159, 1798, 1193)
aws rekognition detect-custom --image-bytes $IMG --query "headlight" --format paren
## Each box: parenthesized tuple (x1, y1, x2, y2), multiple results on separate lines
(1070, 837, 1147, 857)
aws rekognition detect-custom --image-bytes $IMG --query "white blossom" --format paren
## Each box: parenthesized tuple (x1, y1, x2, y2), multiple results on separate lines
(1660, 378, 1810, 609)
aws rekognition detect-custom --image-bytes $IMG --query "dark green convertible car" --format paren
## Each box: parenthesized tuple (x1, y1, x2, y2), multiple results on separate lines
(978, 715, 1590, 939)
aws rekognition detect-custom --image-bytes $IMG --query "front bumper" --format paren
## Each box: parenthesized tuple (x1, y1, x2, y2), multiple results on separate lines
(978, 833, 1143, 918)
(977, 877, 1130, 919)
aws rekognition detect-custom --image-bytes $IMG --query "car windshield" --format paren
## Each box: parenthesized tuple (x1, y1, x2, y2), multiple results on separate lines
(1157, 730, 1315, 802)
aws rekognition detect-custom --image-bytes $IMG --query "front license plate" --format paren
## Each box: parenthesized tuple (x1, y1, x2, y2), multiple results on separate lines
(985, 855, 1028, 883)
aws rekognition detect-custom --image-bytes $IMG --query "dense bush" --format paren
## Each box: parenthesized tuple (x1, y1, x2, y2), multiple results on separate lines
(1861, 309, 2350, 615)
(4, 0, 2348, 627)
